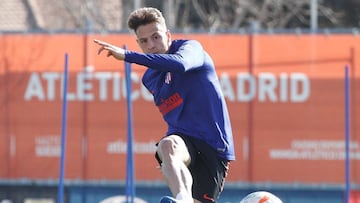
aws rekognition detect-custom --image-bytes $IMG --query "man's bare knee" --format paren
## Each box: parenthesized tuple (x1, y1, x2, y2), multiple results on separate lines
(157, 139, 176, 158)
(157, 135, 190, 165)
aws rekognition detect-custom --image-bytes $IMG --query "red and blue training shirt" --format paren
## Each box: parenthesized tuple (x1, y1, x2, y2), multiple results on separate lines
(124, 39, 235, 161)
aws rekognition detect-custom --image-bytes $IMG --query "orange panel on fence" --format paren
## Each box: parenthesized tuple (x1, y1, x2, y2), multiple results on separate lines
(0, 33, 359, 184)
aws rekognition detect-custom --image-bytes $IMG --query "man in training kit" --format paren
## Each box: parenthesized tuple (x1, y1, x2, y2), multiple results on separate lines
(94, 7, 235, 203)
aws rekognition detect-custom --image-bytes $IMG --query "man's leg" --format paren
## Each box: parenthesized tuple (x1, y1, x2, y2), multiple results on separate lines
(157, 135, 196, 202)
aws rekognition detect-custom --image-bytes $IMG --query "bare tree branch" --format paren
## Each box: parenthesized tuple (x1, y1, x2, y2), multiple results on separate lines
(20, 0, 358, 32)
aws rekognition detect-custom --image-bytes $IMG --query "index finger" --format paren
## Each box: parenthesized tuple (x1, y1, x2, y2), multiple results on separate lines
(93, 39, 112, 47)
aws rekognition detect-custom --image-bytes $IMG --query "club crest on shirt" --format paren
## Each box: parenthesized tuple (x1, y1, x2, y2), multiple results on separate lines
(165, 72, 172, 84)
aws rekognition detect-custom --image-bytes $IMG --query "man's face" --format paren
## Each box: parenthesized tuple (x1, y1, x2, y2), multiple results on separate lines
(135, 22, 171, 54)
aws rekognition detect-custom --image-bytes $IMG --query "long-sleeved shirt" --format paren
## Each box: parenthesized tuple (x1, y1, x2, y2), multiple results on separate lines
(125, 39, 235, 161)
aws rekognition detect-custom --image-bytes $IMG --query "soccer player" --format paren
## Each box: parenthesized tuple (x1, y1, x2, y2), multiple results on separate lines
(94, 7, 235, 203)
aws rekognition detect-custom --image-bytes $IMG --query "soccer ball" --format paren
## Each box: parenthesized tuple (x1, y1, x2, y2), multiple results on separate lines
(239, 191, 283, 203)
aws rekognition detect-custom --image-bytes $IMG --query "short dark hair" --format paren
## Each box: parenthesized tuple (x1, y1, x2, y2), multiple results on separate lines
(127, 7, 166, 32)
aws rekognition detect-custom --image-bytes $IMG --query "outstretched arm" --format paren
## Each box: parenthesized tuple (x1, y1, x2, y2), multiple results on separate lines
(125, 40, 205, 73)
(94, 39, 205, 73)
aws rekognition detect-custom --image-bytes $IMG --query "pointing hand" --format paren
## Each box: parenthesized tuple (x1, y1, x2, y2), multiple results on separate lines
(94, 39, 125, 61)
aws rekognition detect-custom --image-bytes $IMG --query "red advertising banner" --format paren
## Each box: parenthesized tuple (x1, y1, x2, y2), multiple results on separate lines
(0, 33, 359, 184)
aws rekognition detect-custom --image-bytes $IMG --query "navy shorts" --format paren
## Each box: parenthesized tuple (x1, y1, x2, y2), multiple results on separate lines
(155, 134, 230, 203)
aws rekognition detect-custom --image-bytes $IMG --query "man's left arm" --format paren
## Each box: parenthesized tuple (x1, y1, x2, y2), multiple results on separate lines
(125, 40, 205, 73)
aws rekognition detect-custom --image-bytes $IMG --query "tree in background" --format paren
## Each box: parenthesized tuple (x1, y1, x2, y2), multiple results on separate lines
(160, 0, 359, 31)
(1, 0, 358, 32)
